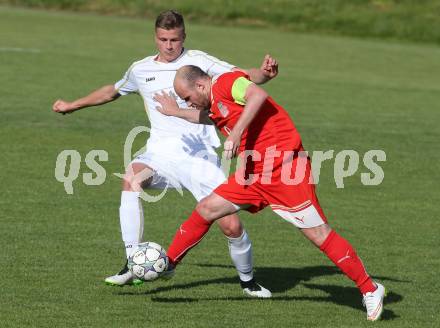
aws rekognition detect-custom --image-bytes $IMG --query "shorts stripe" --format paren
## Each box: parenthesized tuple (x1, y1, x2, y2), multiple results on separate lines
(270, 200, 312, 213)
(272, 204, 325, 229)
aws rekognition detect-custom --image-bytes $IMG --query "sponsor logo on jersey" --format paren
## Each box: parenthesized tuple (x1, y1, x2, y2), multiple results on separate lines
(145, 77, 156, 82)
(217, 102, 229, 117)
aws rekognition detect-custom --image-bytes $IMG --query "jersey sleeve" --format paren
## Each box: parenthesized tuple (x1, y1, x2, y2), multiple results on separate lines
(215, 71, 252, 104)
(189, 50, 235, 77)
(114, 65, 138, 95)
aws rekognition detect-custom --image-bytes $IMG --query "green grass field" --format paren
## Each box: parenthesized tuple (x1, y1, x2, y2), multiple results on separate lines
(1, 6, 439, 328)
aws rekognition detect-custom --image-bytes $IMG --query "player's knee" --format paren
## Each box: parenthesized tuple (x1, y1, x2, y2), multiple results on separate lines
(122, 172, 139, 191)
(302, 224, 332, 247)
(195, 198, 217, 220)
(122, 171, 152, 192)
(217, 214, 243, 238)
(122, 172, 134, 191)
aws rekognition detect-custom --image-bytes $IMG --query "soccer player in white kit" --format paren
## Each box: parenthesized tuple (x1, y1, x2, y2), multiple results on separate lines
(52, 10, 278, 297)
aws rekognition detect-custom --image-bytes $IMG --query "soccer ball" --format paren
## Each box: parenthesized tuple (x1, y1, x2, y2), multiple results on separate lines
(127, 242, 169, 281)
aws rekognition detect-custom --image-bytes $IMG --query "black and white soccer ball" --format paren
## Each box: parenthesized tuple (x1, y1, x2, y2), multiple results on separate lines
(127, 242, 169, 281)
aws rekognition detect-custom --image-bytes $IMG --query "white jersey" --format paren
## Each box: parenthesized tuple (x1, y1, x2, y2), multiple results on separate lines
(114, 49, 234, 147)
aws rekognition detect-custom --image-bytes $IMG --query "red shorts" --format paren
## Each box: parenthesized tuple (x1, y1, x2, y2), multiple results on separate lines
(214, 153, 327, 228)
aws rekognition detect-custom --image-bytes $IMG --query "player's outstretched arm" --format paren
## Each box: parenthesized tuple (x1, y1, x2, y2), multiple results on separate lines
(52, 85, 120, 114)
(154, 91, 213, 125)
(234, 54, 278, 85)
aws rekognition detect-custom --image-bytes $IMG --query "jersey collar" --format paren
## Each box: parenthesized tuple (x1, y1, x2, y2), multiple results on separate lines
(153, 48, 186, 64)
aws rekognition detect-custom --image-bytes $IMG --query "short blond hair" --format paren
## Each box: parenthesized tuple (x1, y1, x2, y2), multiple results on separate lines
(155, 10, 185, 32)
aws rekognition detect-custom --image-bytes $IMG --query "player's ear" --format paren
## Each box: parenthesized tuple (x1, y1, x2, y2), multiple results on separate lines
(195, 80, 204, 91)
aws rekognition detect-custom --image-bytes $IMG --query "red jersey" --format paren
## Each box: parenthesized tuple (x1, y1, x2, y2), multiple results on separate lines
(208, 71, 303, 172)
(209, 72, 326, 221)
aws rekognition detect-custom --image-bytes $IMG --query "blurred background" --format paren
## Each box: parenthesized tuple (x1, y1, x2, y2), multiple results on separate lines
(2, 0, 440, 44)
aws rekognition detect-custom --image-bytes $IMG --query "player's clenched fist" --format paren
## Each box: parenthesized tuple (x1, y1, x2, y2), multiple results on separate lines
(52, 99, 77, 114)
(223, 132, 241, 160)
(260, 54, 278, 79)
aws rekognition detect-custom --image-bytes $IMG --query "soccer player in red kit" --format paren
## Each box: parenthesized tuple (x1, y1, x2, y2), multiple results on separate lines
(154, 65, 386, 321)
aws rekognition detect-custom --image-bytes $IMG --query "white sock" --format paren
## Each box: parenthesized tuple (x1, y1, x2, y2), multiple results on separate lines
(119, 191, 144, 258)
(227, 230, 254, 282)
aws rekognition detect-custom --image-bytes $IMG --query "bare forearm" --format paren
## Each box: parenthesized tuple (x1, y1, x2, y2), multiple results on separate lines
(245, 68, 271, 85)
(223, 85, 268, 159)
(232, 87, 268, 136)
(71, 85, 119, 110)
(53, 84, 120, 114)
(173, 108, 212, 124)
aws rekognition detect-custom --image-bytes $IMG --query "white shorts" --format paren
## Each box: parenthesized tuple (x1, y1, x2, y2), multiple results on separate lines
(131, 136, 226, 202)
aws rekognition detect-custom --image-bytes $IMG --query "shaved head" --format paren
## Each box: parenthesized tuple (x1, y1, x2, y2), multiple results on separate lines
(174, 65, 209, 90)
(174, 65, 212, 110)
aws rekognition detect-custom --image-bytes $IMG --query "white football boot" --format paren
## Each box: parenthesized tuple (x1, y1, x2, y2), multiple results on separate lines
(362, 282, 386, 321)
(241, 279, 272, 298)
(104, 261, 143, 286)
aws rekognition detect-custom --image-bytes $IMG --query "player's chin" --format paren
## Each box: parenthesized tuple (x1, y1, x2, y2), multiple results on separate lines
(166, 52, 178, 60)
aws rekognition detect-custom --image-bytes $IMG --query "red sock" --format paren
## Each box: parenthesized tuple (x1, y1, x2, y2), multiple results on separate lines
(167, 210, 213, 266)
(320, 230, 376, 294)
